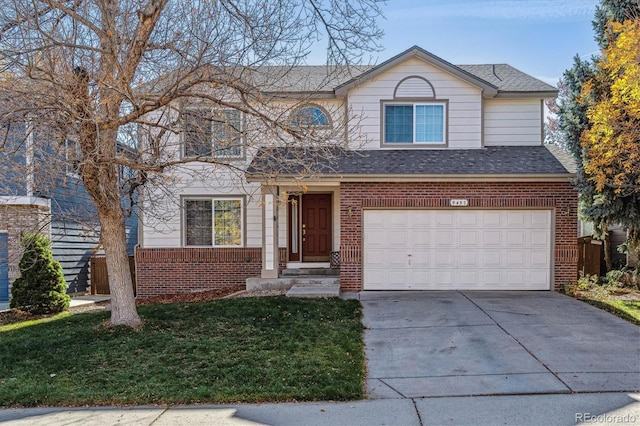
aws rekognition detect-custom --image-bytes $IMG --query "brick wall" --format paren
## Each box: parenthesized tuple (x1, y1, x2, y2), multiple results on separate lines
(0, 203, 51, 284)
(135, 247, 287, 298)
(339, 181, 578, 292)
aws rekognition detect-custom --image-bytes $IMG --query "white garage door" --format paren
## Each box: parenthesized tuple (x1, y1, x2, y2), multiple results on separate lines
(363, 210, 552, 290)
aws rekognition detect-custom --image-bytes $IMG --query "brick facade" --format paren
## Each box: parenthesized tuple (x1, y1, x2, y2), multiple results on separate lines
(339, 181, 578, 292)
(0, 202, 51, 284)
(135, 181, 578, 298)
(135, 247, 287, 298)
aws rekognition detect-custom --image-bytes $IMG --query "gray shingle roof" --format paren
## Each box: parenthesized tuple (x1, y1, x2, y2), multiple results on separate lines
(458, 64, 556, 92)
(143, 47, 556, 96)
(246, 146, 573, 178)
(257, 63, 554, 94)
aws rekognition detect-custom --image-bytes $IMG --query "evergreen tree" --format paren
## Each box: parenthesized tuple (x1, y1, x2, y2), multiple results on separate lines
(557, 0, 640, 268)
(10, 233, 70, 314)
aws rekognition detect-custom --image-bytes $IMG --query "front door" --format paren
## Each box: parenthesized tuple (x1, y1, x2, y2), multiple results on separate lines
(295, 194, 332, 262)
(302, 194, 332, 261)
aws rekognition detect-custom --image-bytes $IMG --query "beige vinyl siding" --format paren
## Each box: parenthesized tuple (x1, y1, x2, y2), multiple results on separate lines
(347, 57, 483, 149)
(141, 99, 346, 250)
(484, 99, 542, 146)
(141, 175, 263, 249)
(141, 126, 263, 248)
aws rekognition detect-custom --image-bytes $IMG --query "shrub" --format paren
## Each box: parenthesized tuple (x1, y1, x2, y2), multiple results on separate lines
(10, 233, 70, 314)
(566, 274, 610, 300)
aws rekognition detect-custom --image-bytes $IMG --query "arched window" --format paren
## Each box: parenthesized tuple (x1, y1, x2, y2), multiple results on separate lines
(291, 105, 331, 127)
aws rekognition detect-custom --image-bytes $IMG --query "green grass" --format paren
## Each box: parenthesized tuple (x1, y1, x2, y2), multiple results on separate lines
(580, 297, 640, 325)
(0, 297, 364, 407)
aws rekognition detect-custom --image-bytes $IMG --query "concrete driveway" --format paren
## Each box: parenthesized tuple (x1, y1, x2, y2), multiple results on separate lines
(361, 291, 640, 399)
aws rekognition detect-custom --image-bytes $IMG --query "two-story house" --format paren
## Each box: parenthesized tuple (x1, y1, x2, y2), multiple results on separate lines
(134, 46, 578, 298)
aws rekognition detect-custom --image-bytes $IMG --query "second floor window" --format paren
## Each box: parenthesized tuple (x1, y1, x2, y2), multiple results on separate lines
(183, 109, 243, 158)
(291, 105, 330, 127)
(65, 138, 81, 177)
(384, 103, 446, 145)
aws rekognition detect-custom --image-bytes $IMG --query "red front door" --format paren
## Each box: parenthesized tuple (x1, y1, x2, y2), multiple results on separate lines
(302, 194, 332, 262)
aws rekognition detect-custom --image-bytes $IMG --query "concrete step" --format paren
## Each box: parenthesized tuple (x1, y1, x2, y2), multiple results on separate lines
(246, 276, 339, 291)
(281, 268, 339, 277)
(286, 284, 341, 298)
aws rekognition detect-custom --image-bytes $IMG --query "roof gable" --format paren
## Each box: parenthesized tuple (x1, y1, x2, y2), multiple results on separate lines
(335, 46, 499, 97)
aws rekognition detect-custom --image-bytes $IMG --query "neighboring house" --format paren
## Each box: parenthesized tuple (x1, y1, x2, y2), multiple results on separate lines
(135, 46, 578, 297)
(0, 124, 138, 298)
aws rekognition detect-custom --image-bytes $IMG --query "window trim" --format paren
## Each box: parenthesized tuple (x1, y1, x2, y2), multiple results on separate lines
(290, 103, 332, 128)
(182, 107, 245, 160)
(182, 195, 245, 247)
(65, 137, 81, 178)
(381, 100, 449, 148)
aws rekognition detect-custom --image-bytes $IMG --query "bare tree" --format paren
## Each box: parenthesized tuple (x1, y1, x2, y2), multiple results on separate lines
(0, 0, 383, 327)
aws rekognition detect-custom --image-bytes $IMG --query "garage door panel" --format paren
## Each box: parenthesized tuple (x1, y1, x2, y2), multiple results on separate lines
(363, 210, 551, 291)
(459, 270, 479, 287)
(530, 270, 549, 287)
(435, 231, 455, 247)
(411, 211, 431, 227)
(410, 230, 431, 248)
(531, 231, 550, 247)
(530, 250, 550, 267)
(506, 250, 526, 267)
(506, 230, 526, 247)
(459, 230, 479, 247)
(458, 250, 479, 268)
(458, 211, 480, 227)
(411, 269, 431, 288)
(435, 250, 455, 267)
(384, 249, 409, 267)
(506, 270, 526, 287)
(387, 231, 409, 247)
(387, 270, 409, 286)
(482, 211, 502, 227)
(434, 270, 454, 286)
(482, 230, 502, 247)
(411, 250, 430, 267)
(531, 211, 551, 227)
(482, 270, 503, 287)
(507, 211, 526, 226)
(482, 250, 502, 267)
(435, 211, 455, 227)
(386, 211, 409, 227)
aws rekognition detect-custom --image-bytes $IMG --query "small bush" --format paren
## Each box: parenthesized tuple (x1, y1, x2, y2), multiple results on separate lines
(10, 233, 70, 314)
(566, 274, 610, 300)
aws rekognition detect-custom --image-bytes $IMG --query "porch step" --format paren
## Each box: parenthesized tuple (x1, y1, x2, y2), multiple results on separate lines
(286, 284, 340, 298)
(281, 268, 339, 277)
(246, 276, 339, 291)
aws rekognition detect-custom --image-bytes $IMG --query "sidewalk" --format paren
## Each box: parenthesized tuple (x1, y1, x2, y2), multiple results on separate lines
(1, 393, 639, 425)
(0, 295, 109, 313)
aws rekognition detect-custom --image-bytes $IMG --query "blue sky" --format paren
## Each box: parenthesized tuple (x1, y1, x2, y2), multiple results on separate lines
(313, 0, 602, 86)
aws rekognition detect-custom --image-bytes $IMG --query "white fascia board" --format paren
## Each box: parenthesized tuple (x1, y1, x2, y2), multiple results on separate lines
(246, 173, 575, 184)
(0, 196, 51, 208)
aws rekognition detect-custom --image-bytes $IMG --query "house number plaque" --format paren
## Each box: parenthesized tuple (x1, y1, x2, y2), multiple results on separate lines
(449, 199, 469, 207)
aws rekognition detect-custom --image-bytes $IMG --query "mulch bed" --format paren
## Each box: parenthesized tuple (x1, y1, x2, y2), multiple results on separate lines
(136, 285, 246, 305)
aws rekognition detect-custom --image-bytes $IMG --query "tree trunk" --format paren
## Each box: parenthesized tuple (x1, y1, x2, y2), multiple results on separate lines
(100, 207, 141, 327)
(603, 232, 612, 272)
(72, 68, 141, 328)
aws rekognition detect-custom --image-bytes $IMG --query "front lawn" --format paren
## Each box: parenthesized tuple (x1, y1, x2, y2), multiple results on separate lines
(0, 297, 364, 407)
(578, 295, 640, 325)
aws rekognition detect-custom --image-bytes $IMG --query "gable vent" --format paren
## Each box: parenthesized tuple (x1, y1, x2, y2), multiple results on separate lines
(394, 76, 436, 99)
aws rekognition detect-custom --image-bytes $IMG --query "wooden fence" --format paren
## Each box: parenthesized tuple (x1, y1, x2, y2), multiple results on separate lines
(90, 255, 136, 295)
(577, 236, 604, 278)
